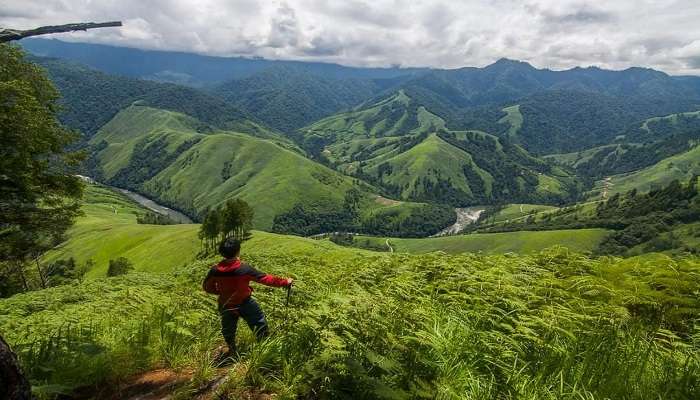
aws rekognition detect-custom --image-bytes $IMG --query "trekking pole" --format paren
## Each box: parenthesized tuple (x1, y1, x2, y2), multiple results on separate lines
(285, 283, 293, 308)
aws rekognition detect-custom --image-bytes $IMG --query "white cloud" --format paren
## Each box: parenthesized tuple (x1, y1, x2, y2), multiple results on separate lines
(2, 0, 700, 75)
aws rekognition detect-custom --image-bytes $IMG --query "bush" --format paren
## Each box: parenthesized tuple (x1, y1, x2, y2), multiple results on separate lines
(107, 257, 133, 277)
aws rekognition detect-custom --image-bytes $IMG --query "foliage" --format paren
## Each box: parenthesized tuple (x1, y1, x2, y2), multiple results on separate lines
(199, 198, 254, 252)
(107, 257, 134, 277)
(136, 211, 178, 225)
(299, 91, 578, 207)
(271, 192, 455, 238)
(0, 44, 84, 296)
(32, 56, 285, 142)
(1, 244, 699, 399)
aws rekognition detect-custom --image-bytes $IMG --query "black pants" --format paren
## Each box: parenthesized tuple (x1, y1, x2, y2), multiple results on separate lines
(219, 296, 269, 351)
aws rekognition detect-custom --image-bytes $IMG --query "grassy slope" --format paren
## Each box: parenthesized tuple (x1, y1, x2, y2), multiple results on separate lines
(45, 184, 379, 278)
(544, 144, 629, 168)
(9, 188, 699, 398)
(589, 145, 700, 197)
(357, 228, 609, 254)
(90, 105, 429, 229)
(44, 185, 201, 277)
(46, 186, 606, 282)
(301, 92, 571, 203)
(498, 104, 523, 137)
(369, 133, 487, 198)
(489, 203, 559, 223)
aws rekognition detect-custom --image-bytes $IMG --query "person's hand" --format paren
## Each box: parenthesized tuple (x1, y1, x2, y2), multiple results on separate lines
(286, 278, 294, 286)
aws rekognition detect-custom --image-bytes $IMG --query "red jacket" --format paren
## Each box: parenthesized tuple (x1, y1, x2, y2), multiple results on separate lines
(203, 258, 289, 307)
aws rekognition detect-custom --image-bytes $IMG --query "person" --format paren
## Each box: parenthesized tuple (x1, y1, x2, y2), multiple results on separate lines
(203, 237, 293, 359)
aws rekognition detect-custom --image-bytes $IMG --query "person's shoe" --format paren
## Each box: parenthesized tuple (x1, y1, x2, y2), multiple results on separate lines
(214, 349, 237, 367)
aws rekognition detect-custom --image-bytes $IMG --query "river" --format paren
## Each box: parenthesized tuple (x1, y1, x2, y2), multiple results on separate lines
(432, 207, 485, 237)
(114, 187, 193, 224)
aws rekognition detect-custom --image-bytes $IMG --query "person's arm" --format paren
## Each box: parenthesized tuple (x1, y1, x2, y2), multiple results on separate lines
(202, 268, 220, 294)
(243, 263, 292, 287)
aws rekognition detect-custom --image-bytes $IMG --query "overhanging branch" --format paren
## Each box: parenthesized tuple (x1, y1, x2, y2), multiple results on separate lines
(0, 21, 122, 43)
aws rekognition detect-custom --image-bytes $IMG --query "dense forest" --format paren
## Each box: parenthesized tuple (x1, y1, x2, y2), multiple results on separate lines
(473, 178, 700, 255)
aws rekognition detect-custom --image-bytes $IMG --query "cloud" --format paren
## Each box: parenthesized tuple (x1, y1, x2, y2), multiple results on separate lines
(1, 0, 700, 75)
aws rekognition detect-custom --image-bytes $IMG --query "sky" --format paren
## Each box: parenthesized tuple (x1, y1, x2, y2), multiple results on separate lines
(2, 0, 700, 75)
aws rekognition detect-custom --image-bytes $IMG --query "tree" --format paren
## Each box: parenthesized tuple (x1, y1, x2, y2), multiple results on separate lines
(0, 335, 32, 400)
(221, 199, 254, 241)
(107, 257, 133, 277)
(0, 44, 84, 295)
(198, 199, 254, 253)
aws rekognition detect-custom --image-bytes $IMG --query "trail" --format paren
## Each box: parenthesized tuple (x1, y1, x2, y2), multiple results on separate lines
(385, 239, 394, 253)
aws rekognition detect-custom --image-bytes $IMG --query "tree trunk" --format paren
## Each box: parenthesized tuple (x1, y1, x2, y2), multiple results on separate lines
(0, 335, 32, 400)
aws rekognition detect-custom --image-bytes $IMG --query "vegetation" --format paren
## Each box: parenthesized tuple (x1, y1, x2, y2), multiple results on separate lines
(0, 44, 84, 297)
(473, 178, 700, 256)
(88, 105, 438, 234)
(136, 211, 179, 225)
(34, 55, 290, 144)
(199, 198, 254, 252)
(2, 237, 698, 399)
(299, 91, 578, 206)
(214, 65, 384, 133)
(106, 257, 133, 277)
(353, 228, 609, 255)
(591, 145, 700, 197)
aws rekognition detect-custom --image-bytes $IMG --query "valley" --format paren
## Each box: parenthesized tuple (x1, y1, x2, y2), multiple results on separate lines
(2, 32, 700, 400)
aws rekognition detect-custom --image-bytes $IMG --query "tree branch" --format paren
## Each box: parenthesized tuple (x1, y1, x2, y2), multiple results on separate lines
(0, 21, 122, 43)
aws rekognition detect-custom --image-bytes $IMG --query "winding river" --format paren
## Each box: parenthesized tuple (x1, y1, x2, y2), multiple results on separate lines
(113, 187, 193, 224)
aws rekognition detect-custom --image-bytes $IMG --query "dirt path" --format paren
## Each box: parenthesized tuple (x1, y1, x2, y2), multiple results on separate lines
(385, 239, 394, 253)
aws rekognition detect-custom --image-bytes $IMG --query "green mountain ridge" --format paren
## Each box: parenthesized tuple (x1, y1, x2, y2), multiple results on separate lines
(88, 104, 453, 235)
(300, 91, 579, 206)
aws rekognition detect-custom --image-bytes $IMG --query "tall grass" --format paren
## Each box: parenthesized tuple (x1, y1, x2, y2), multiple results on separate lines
(1, 249, 698, 399)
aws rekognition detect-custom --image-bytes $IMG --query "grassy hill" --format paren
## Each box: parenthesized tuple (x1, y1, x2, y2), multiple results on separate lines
(355, 228, 608, 254)
(589, 145, 700, 197)
(300, 91, 578, 206)
(88, 104, 449, 233)
(5, 193, 698, 398)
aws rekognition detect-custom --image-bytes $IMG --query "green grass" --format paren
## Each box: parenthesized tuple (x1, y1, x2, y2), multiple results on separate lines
(544, 144, 630, 168)
(5, 242, 698, 399)
(488, 203, 559, 223)
(640, 110, 700, 133)
(301, 93, 573, 204)
(5, 191, 700, 399)
(589, 145, 700, 197)
(368, 133, 490, 198)
(89, 105, 435, 230)
(45, 184, 375, 278)
(356, 228, 609, 254)
(498, 104, 523, 137)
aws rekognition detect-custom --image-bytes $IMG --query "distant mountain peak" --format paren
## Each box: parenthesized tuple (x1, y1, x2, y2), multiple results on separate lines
(487, 58, 534, 69)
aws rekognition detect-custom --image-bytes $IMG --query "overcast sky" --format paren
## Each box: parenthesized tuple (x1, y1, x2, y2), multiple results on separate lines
(2, 0, 700, 75)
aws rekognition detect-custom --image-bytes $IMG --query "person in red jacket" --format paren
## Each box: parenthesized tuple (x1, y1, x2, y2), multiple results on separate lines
(203, 238, 292, 358)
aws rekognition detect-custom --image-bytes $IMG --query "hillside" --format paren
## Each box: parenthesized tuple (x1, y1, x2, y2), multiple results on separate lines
(300, 91, 579, 206)
(547, 110, 700, 178)
(355, 228, 608, 254)
(395, 59, 700, 154)
(4, 191, 699, 398)
(213, 65, 393, 133)
(590, 145, 700, 197)
(87, 106, 451, 235)
(34, 56, 286, 142)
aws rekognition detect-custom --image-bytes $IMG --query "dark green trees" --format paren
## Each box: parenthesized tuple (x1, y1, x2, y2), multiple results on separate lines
(107, 257, 133, 277)
(198, 198, 254, 252)
(0, 44, 84, 295)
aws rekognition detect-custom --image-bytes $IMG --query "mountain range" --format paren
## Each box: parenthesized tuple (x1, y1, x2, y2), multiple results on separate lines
(22, 38, 700, 237)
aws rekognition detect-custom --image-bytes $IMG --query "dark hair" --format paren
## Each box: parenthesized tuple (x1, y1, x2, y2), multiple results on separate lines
(219, 238, 241, 259)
